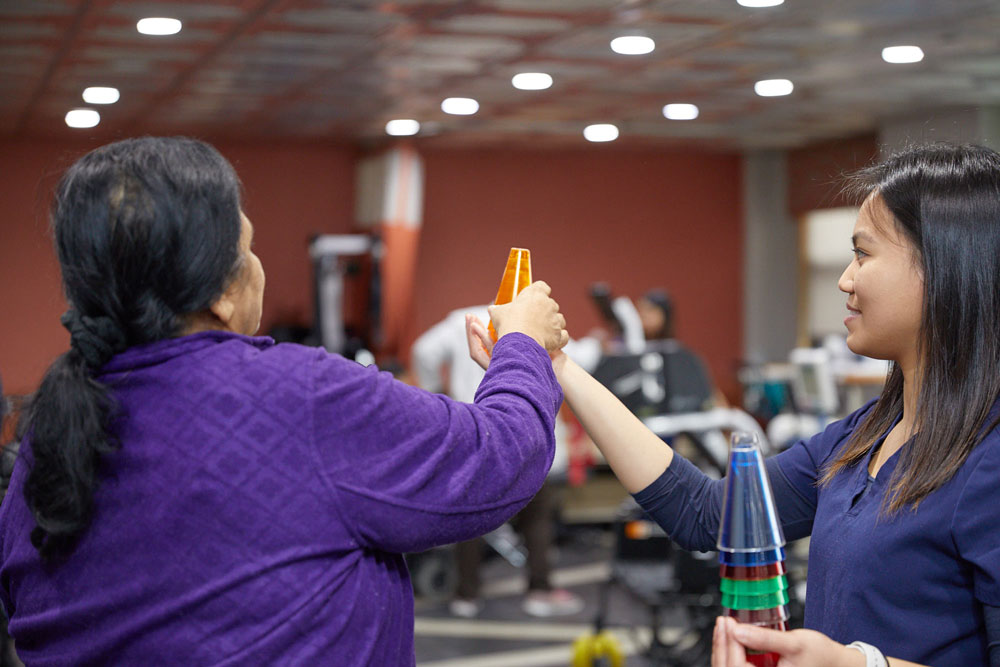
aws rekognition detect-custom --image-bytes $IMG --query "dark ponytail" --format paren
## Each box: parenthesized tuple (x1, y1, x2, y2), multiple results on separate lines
(17, 137, 244, 560)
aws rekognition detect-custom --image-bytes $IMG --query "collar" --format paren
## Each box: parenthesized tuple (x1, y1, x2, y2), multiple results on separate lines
(99, 330, 275, 375)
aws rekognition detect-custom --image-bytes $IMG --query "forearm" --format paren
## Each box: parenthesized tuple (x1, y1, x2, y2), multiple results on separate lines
(555, 355, 673, 493)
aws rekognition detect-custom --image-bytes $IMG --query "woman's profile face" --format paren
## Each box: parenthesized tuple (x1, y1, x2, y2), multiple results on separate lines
(838, 194, 924, 370)
(227, 212, 266, 335)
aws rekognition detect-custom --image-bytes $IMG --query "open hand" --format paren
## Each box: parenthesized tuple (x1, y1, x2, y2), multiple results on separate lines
(465, 313, 493, 371)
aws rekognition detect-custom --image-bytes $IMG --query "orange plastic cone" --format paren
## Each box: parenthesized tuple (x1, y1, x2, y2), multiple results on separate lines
(487, 247, 532, 342)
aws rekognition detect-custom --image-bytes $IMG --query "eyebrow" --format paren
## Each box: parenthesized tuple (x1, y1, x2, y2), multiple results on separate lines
(851, 231, 875, 245)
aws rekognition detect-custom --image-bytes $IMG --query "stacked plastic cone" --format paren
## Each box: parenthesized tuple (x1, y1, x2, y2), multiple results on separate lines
(717, 432, 787, 667)
(487, 247, 532, 343)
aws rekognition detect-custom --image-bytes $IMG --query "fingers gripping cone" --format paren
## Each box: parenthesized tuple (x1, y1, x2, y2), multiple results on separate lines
(487, 248, 532, 343)
(717, 431, 786, 667)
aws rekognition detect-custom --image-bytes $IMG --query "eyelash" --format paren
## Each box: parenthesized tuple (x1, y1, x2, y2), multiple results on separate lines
(852, 246, 867, 260)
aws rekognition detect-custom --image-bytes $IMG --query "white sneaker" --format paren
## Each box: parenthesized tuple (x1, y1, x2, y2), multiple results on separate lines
(522, 589, 584, 617)
(449, 598, 483, 618)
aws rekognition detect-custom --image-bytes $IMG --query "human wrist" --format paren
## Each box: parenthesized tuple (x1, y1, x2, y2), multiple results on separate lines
(846, 641, 888, 667)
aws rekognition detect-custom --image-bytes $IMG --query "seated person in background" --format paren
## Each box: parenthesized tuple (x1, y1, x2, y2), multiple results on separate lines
(636, 288, 675, 342)
(412, 306, 600, 618)
(639, 288, 729, 409)
(471, 144, 1000, 667)
(0, 136, 568, 665)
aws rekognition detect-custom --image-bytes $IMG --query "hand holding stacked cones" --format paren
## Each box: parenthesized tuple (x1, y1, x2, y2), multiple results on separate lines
(717, 432, 788, 667)
(487, 248, 532, 343)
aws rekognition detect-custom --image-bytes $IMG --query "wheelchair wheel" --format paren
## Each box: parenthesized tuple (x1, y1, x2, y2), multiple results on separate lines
(409, 549, 457, 603)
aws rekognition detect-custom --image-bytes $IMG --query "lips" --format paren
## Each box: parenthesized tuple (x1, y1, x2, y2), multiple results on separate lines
(844, 303, 861, 328)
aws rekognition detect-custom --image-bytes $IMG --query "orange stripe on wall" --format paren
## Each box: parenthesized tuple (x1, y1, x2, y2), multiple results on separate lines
(378, 224, 421, 360)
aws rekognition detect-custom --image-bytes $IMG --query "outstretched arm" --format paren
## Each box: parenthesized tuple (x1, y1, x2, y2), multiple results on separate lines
(467, 315, 672, 494)
(551, 353, 673, 493)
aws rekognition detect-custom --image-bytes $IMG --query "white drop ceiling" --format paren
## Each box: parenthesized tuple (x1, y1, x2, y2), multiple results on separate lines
(2, 0, 998, 148)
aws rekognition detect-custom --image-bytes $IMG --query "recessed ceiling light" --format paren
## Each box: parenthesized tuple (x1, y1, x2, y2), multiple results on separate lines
(441, 97, 479, 115)
(754, 78, 794, 97)
(737, 0, 784, 7)
(82, 87, 119, 104)
(610, 36, 655, 55)
(663, 103, 699, 120)
(583, 124, 619, 142)
(385, 119, 420, 136)
(65, 109, 100, 129)
(882, 45, 924, 64)
(136, 17, 182, 36)
(512, 73, 553, 91)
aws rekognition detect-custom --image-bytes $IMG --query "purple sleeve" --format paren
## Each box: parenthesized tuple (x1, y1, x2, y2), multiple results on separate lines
(310, 333, 562, 554)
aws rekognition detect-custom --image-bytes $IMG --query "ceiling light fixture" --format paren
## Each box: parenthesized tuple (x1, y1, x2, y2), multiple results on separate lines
(441, 97, 479, 115)
(583, 124, 619, 142)
(663, 103, 699, 120)
(610, 36, 655, 55)
(737, 0, 784, 7)
(754, 78, 794, 97)
(65, 109, 100, 129)
(385, 119, 420, 136)
(882, 45, 924, 64)
(82, 87, 120, 104)
(136, 17, 182, 36)
(512, 73, 553, 91)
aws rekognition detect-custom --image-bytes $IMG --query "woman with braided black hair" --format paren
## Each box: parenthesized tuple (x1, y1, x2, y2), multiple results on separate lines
(0, 136, 569, 664)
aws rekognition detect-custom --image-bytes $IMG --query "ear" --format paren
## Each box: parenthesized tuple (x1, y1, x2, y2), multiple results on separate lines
(209, 290, 236, 327)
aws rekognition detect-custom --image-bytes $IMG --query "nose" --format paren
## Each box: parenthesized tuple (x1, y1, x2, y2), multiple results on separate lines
(838, 260, 855, 294)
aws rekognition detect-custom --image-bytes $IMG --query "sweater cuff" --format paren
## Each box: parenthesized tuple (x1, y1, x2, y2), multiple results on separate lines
(491, 332, 563, 407)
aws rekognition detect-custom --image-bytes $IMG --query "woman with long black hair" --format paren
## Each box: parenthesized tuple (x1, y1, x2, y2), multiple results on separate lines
(0, 136, 569, 664)
(468, 143, 1000, 666)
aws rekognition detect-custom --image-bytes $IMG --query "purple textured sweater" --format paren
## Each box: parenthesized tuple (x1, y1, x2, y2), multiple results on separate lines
(0, 330, 562, 665)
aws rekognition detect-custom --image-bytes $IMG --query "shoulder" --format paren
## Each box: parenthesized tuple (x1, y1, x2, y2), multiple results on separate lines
(802, 399, 877, 462)
(956, 410, 1000, 492)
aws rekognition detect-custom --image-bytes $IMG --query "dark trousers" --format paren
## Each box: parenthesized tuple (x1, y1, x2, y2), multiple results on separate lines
(455, 481, 556, 599)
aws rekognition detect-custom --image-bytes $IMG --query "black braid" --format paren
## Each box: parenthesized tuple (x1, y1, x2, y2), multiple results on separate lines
(60, 310, 127, 370)
(18, 137, 243, 560)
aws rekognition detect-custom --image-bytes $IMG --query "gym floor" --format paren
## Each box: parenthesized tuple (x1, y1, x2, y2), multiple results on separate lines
(413, 471, 720, 667)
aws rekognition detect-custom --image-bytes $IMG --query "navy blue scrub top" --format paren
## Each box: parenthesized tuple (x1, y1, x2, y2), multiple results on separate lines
(635, 399, 1000, 666)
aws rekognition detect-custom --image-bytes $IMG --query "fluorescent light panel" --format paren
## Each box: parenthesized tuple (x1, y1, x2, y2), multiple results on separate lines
(663, 103, 699, 120)
(82, 87, 119, 104)
(754, 79, 794, 97)
(610, 36, 654, 55)
(512, 73, 553, 90)
(137, 17, 182, 35)
(385, 119, 420, 136)
(441, 97, 479, 115)
(583, 124, 618, 142)
(882, 45, 924, 64)
(65, 109, 100, 128)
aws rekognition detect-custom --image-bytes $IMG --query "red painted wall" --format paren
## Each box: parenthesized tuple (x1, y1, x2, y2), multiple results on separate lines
(413, 147, 745, 400)
(0, 137, 356, 394)
(1, 138, 745, 401)
(787, 134, 879, 216)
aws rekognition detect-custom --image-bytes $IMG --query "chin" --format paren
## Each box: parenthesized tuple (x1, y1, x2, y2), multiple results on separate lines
(844, 335, 872, 358)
